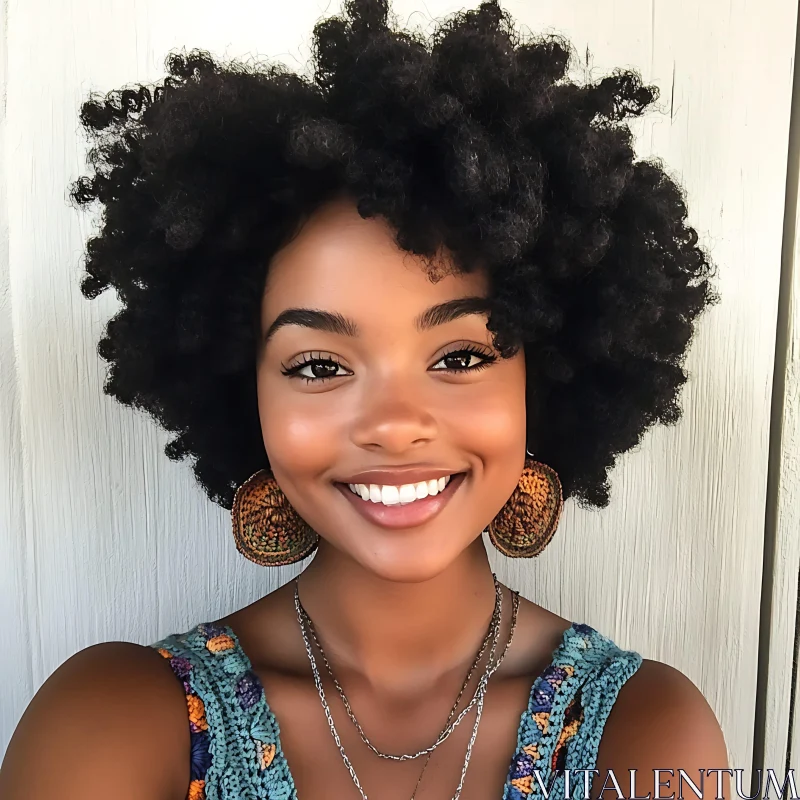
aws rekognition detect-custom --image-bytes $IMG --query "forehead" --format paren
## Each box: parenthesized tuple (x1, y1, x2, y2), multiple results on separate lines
(261, 198, 489, 327)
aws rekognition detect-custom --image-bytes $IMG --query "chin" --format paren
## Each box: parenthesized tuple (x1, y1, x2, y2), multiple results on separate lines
(351, 539, 473, 584)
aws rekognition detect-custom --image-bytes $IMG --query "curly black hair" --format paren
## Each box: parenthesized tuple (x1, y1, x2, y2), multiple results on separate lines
(69, 0, 717, 512)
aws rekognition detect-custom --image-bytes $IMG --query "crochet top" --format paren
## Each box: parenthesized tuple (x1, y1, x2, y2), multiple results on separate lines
(150, 619, 642, 800)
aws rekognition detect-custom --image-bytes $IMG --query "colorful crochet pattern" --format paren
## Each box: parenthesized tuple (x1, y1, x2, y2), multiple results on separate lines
(151, 619, 641, 799)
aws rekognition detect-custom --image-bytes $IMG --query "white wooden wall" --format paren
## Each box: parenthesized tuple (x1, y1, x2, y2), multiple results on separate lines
(1, 0, 798, 782)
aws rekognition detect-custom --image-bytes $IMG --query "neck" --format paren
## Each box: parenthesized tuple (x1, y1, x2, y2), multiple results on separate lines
(296, 540, 498, 694)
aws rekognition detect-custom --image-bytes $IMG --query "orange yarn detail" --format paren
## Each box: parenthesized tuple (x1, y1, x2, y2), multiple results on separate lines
(559, 714, 581, 739)
(187, 779, 205, 800)
(550, 694, 585, 773)
(256, 740, 277, 770)
(157, 648, 172, 659)
(187, 694, 208, 731)
(532, 710, 549, 734)
(522, 743, 539, 760)
(511, 776, 534, 794)
(205, 634, 235, 653)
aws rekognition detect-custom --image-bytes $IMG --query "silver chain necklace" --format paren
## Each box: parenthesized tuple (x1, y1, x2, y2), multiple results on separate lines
(408, 589, 520, 800)
(294, 578, 520, 800)
(295, 575, 503, 761)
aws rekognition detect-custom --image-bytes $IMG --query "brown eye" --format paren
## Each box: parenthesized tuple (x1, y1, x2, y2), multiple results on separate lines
(442, 353, 479, 370)
(303, 360, 342, 379)
(281, 354, 352, 383)
(431, 347, 498, 373)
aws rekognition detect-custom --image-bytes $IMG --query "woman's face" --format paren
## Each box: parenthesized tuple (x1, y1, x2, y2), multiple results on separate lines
(257, 196, 527, 582)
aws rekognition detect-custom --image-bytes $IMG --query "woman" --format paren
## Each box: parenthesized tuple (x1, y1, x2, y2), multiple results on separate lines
(0, 0, 729, 797)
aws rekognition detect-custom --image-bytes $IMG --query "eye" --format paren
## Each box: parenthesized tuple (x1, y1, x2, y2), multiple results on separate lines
(430, 345, 498, 373)
(280, 352, 352, 383)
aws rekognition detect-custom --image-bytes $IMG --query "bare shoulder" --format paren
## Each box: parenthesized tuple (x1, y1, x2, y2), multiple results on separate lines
(0, 641, 190, 800)
(489, 593, 573, 680)
(595, 659, 731, 797)
(500, 597, 572, 678)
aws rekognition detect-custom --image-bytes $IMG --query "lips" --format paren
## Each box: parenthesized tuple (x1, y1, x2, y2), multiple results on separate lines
(337, 466, 458, 485)
(334, 472, 467, 530)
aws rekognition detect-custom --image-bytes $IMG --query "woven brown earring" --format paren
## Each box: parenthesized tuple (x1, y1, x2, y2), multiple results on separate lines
(487, 455, 563, 558)
(231, 469, 319, 566)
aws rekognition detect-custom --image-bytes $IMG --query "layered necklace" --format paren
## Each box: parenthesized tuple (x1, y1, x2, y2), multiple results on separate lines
(294, 576, 520, 800)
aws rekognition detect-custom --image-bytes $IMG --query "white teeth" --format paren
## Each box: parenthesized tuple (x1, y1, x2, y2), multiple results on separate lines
(381, 485, 400, 505)
(398, 484, 417, 504)
(347, 476, 453, 506)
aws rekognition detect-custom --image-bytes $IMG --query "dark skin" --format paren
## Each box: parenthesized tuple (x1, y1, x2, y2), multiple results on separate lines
(0, 197, 730, 799)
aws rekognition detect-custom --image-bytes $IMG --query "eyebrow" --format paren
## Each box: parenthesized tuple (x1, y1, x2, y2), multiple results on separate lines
(263, 296, 494, 346)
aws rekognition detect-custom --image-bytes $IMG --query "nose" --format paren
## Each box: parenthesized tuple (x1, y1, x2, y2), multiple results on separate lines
(349, 378, 438, 454)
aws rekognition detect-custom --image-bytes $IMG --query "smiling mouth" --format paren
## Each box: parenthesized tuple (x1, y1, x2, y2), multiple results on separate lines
(333, 472, 468, 530)
(346, 475, 453, 506)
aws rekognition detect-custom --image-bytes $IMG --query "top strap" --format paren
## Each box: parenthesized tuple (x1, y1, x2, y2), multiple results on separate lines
(153, 619, 641, 800)
(505, 622, 643, 800)
(152, 622, 297, 800)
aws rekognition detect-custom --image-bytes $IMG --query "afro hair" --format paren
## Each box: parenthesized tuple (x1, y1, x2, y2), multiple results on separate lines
(69, 0, 718, 511)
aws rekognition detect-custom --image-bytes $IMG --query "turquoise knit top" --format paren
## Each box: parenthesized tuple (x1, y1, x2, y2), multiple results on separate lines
(150, 618, 642, 800)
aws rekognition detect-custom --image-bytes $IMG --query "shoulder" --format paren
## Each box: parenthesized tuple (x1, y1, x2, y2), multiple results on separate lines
(595, 659, 730, 795)
(0, 641, 189, 800)
(599, 658, 728, 752)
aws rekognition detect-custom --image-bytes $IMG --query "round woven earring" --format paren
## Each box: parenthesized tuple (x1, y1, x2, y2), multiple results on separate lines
(487, 452, 564, 558)
(231, 469, 319, 566)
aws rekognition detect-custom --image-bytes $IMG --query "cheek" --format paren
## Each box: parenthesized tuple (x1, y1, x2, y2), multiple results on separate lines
(447, 362, 527, 459)
(257, 375, 339, 481)
(453, 358, 528, 510)
(450, 391, 525, 455)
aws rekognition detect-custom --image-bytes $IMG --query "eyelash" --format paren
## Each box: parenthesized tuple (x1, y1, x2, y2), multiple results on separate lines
(280, 346, 498, 384)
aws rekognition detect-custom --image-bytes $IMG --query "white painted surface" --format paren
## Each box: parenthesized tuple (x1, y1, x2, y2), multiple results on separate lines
(1, 0, 797, 777)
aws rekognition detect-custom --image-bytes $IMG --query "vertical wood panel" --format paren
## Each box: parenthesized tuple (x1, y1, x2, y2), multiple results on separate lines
(760, 5, 800, 775)
(0, 0, 35, 759)
(0, 0, 796, 774)
(780, 183, 800, 770)
(789, 441, 800, 771)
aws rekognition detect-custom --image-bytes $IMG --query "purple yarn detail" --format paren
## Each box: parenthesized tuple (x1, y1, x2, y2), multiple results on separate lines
(572, 622, 595, 637)
(543, 664, 571, 684)
(235, 670, 263, 710)
(198, 622, 228, 640)
(508, 751, 536, 780)
(531, 679, 556, 713)
(168, 656, 192, 680)
(190, 730, 212, 780)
